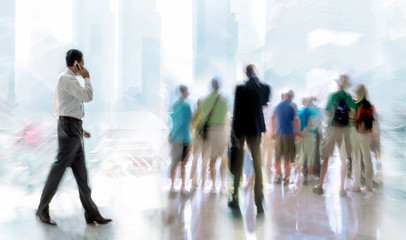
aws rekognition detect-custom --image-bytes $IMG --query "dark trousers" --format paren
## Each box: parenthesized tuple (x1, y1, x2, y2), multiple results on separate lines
(231, 134, 263, 206)
(37, 119, 100, 218)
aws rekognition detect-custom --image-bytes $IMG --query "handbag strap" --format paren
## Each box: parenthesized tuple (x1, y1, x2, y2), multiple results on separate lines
(204, 94, 221, 126)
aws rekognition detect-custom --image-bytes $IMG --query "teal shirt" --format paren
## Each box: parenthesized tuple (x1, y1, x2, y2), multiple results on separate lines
(200, 91, 228, 126)
(169, 99, 192, 144)
(325, 90, 355, 127)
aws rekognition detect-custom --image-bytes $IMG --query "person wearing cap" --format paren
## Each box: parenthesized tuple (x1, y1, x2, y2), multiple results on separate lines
(349, 84, 376, 192)
(313, 74, 356, 197)
(37, 49, 111, 225)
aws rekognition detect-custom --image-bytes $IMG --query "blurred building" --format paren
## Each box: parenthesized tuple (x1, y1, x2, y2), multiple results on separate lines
(193, 0, 238, 93)
(0, 0, 15, 102)
(72, 0, 116, 112)
(264, 0, 383, 99)
(117, 0, 161, 113)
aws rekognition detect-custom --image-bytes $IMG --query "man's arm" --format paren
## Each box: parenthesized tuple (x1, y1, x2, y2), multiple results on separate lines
(294, 117, 300, 137)
(302, 116, 314, 134)
(263, 84, 271, 107)
(271, 113, 276, 137)
(60, 76, 93, 102)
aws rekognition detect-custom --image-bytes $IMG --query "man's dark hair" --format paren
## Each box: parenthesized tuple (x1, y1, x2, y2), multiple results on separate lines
(211, 77, 220, 91)
(179, 85, 188, 95)
(246, 64, 257, 78)
(65, 49, 83, 67)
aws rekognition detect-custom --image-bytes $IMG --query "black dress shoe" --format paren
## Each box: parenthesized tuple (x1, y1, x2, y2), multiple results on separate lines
(36, 211, 57, 225)
(85, 213, 112, 224)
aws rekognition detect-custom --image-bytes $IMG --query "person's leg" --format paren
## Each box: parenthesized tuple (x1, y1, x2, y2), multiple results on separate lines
(305, 134, 316, 176)
(263, 134, 272, 172)
(313, 128, 321, 176)
(297, 137, 305, 178)
(38, 121, 80, 215)
(339, 154, 347, 192)
(180, 163, 187, 192)
(318, 156, 329, 188)
(352, 133, 362, 190)
(283, 135, 295, 181)
(316, 127, 337, 190)
(190, 138, 201, 187)
(219, 154, 227, 190)
(209, 157, 217, 190)
(247, 135, 263, 208)
(274, 133, 282, 180)
(180, 145, 190, 191)
(170, 164, 177, 191)
(71, 138, 101, 219)
(201, 140, 210, 188)
(170, 144, 181, 191)
(340, 128, 352, 192)
(231, 136, 245, 202)
(360, 134, 373, 189)
(344, 127, 353, 179)
(284, 159, 291, 181)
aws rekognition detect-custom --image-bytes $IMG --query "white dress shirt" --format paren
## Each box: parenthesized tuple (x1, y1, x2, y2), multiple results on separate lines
(53, 68, 93, 119)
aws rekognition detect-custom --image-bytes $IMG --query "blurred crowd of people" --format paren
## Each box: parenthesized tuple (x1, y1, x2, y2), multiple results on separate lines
(168, 64, 381, 214)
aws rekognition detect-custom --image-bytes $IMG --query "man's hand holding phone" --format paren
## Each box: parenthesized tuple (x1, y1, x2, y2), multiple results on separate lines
(75, 61, 90, 79)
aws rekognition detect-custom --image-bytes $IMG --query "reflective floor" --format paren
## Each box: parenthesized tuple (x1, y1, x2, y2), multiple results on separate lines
(1, 115, 406, 240)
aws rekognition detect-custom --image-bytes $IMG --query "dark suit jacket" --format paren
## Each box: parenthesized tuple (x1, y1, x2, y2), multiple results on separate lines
(232, 77, 271, 136)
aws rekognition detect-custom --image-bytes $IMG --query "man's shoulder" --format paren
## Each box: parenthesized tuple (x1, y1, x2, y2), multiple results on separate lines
(59, 71, 76, 82)
(182, 100, 191, 108)
(275, 100, 288, 111)
(236, 83, 246, 89)
(332, 90, 352, 98)
(258, 81, 270, 90)
(219, 94, 228, 104)
(235, 83, 246, 96)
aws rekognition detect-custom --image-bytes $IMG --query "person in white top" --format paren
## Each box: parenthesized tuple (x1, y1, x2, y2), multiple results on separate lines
(37, 49, 111, 225)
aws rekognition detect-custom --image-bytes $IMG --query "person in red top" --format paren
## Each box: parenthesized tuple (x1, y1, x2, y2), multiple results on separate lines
(350, 84, 376, 192)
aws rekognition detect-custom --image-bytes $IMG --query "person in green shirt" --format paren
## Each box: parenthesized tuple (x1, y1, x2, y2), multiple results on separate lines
(313, 74, 356, 197)
(200, 78, 228, 193)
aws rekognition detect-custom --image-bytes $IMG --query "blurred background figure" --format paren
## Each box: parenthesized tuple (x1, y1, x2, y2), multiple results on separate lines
(297, 97, 318, 183)
(169, 85, 192, 194)
(199, 78, 228, 193)
(228, 64, 271, 214)
(308, 97, 323, 177)
(350, 84, 376, 192)
(313, 74, 355, 197)
(271, 90, 299, 184)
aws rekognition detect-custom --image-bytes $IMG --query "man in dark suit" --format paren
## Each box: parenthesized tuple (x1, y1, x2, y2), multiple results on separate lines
(229, 64, 271, 214)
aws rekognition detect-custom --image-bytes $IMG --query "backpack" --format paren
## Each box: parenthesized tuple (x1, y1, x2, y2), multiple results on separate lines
(357, 100, 374, 131)
(334, 98, 349, 127)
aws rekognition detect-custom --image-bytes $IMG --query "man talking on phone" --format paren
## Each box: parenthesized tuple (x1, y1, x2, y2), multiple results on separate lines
(36, 49, 112, 225)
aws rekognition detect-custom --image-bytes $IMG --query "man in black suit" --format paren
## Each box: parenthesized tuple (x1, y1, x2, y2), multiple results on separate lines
(229, 64, 271, 214)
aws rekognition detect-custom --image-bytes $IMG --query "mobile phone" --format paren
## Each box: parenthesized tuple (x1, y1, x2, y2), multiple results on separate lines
(75, 62, 81, 70)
